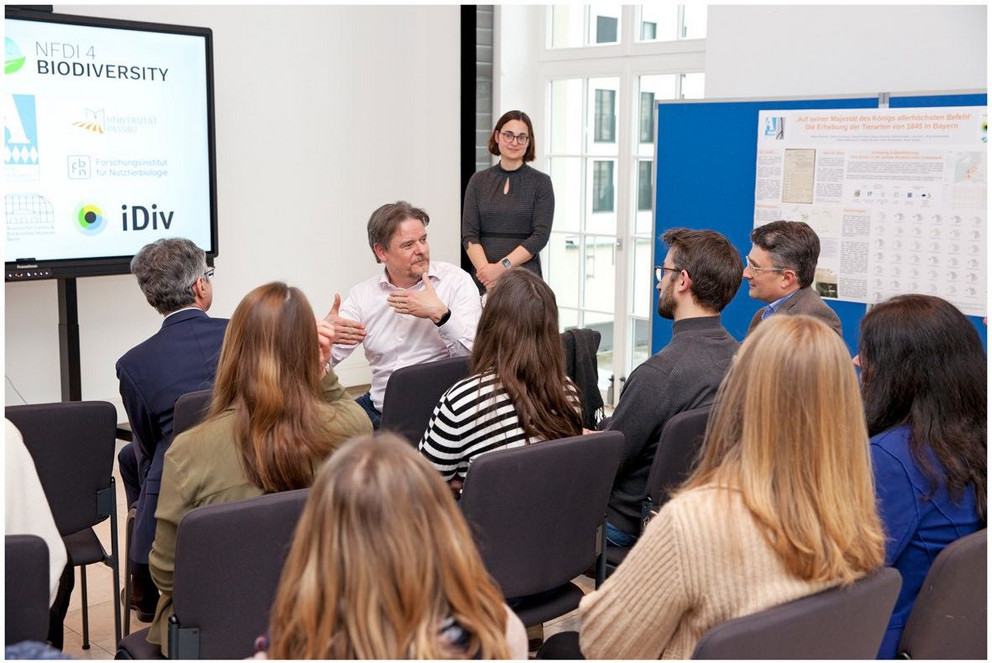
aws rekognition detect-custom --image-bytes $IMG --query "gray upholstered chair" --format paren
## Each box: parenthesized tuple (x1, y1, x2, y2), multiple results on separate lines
(604, 405, 712, 572)
(379, 356, 470, 445)
(691, 567, 902, 659)
(6, 401, 122, 649)
(116, 489, 309, 659)
(897, 528, 987, 659)
(459, 431, 623, 627)
(5, 535, 50, 646)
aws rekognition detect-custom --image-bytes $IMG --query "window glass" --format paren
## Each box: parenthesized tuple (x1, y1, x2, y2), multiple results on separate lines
(682, 4, 707, 39)
(546, 232, 582, 309)
(591, 160, 615, 216)
(589, 4, 620, 44)
(594, 89, 617, 142)
(550, 79, 584, 154)
(630, 318, 650, 369)
(636, 161, 653, 213)
(550, 5, 583, 48)
(680, 72, 705, 99)
(549, 157, 582, 232)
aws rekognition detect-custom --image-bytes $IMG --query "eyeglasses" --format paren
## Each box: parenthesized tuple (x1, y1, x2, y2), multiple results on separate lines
(500, 131, 530, 145)
(655, 265, 680, 281)
(203, 268, 215, 281)
(744, 256, 784, 275)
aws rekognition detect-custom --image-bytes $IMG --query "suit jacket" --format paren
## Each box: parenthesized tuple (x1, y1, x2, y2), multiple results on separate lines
(146, 369, 371, 655)
(746, 286, 842, 337)
(117, 308, 228, 564)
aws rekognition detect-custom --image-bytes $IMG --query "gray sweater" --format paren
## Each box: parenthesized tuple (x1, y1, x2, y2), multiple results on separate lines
(605, 316, 739, 535)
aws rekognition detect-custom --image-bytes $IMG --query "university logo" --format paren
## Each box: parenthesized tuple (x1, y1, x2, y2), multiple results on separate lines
(75, 203, 107, 235)
(5, 38, 25, 74)
(72, 109, 106, 134)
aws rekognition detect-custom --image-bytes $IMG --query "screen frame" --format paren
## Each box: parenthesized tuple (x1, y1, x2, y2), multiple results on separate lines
(4, 7, 218, 280)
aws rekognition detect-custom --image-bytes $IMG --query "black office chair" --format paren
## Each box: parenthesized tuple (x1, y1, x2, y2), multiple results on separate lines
(692, 567, 902, 659)
(116, 489, 309, 659)
(6, 401, 122, 649)
(122, 387, 212, 638)
(605, 405, 711, 572)
(897, 528, 987, 659)
(537, 567, 901, 659)
(379, 356, 470, 445)
(172, 389, 212, 439)
(5, 535, 51, 646)
(459, 431, 623, 627)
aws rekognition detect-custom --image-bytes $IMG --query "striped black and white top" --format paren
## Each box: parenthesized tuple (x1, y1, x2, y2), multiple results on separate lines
(418, 371, 580, 481)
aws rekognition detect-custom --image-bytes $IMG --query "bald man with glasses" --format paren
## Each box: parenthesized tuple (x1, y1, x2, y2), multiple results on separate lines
(743, 220, 842, 336)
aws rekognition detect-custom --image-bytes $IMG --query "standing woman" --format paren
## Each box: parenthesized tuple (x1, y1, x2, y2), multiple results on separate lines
(146, 282, 372, 655)
(463, 110, 554, 291)
(856, 294, 985, 659)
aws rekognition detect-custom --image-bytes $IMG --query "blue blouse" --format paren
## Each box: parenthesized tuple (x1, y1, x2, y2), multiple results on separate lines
(871, 424, 981, 658)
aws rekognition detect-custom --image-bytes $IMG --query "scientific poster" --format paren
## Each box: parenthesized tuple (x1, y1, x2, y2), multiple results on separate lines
(754, 106, 987, 316)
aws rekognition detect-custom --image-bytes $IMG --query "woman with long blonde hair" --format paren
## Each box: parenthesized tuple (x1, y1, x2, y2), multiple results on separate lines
(146, 282, 371, 655)
(266, 433, 527, 659)
(576, 315, 885, 659)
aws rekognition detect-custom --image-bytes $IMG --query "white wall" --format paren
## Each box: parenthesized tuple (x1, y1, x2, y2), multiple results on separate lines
(4, 5, 462, 415)
(706, 5, 986, 98)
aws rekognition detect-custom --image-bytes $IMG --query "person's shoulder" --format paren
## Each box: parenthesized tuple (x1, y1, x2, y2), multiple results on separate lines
(870, 424, 912, 456)
(170, 411, 233, 457)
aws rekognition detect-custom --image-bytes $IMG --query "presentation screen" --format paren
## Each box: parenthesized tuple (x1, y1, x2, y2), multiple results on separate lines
(4, 9, 216, 280)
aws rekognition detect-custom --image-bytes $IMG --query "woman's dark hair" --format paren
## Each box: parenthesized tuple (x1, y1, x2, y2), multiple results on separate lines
(859, 294, 986, 518)
(488, 110, 536, 163)
(470, 268, 582, 441)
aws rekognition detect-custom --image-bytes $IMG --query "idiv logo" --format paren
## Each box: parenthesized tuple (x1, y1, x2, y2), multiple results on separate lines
(122, 203, 174, 231)
(75, 203, 107, 235)
(5, 38, 25, 74)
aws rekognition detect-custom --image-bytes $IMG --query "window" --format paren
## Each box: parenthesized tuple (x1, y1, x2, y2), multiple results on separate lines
(638, 92, 655, 143)
(592, 161, 615, 213)
(596, 15, 618, 43)
(640, 21, 657, 41)
(637, 161, 653, 212)
(549, 4, 620, 48)
(594, 89, 616, 143)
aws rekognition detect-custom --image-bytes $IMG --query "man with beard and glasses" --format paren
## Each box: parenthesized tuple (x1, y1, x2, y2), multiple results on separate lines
(602, 228, 742, 548)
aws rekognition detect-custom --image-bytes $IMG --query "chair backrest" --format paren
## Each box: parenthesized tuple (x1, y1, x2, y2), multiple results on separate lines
(644, 405, 711, 513)
(459, 431, 623, 599)
(173, 389, 213, 438)
(4, 535, 50, 645)
(897, 528, 987, 659)
(169, 488, 309, 659)
(379, 356, 470, 445)
(692, 567, 902, 659)
(5, 401, 118, 536)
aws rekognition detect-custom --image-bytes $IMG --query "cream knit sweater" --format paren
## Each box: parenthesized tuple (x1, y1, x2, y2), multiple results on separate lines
(579, 485, 840, 659)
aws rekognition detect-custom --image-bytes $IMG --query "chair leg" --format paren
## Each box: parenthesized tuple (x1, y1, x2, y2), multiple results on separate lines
(80, 565, 90, 650)
(122, 506, 136, 637)
(594, 518, 607, 589)
(109, 483, 123, 645)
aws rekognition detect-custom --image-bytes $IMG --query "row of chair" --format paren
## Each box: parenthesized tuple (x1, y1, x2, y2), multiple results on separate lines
(113, 430, 623, 658)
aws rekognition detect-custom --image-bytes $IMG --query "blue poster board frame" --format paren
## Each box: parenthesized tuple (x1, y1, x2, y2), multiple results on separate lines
(652, 92, 987, 355)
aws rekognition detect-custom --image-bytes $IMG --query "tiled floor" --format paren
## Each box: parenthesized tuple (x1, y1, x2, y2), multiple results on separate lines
(59, 433, 594, 660)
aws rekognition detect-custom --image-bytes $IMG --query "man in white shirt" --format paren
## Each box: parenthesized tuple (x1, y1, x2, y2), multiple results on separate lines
(329, 201, 482, 427)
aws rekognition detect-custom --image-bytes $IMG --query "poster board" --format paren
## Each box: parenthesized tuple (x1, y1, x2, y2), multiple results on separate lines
(652, 92, 987, 355)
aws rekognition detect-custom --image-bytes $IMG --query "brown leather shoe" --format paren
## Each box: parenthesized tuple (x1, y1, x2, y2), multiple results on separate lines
(125, 572, 159, 623)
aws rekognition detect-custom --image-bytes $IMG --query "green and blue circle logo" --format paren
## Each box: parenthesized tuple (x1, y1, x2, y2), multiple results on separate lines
(75, 203, 107, 235)
(5, 38, 25, 75)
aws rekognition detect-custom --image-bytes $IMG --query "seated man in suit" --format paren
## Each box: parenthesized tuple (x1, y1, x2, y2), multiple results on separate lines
(328, 201, 482, 428)
(117, 238, 228, 621)
(744, 220, 842, 335)
(604, 229, 742, 547)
